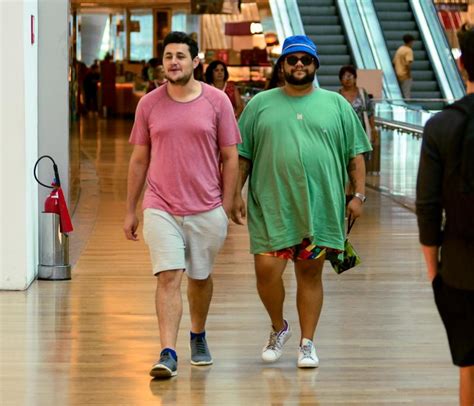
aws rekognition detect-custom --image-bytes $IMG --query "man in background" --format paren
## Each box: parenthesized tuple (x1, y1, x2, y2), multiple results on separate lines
(393, 33, 415, 99)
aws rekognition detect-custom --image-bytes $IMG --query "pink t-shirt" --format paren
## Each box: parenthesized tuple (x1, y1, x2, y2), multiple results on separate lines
(129, 82, 241, 215)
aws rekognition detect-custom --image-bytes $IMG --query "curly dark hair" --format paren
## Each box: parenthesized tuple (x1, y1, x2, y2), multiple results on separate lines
(338, 65, 357, 81)
(163, 31, 199, 59)
(403, 34, 415, 44)
(205, 60, 229, 84)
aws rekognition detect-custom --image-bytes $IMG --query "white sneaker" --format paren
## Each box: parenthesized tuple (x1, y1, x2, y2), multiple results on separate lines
(261, 320, 292, 362)
(297, 338, 319, 368)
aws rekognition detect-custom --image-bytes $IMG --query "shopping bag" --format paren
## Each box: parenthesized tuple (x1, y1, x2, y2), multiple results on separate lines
(329, 216, 361, 274)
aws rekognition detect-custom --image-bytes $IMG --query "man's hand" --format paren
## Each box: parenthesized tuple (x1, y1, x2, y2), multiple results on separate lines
(346, 197, 363, 219)
(421, 245, 439, 283)
(426, 266, 437, 282)
(231, 194, 246, 225)
(124, 212, 139, 241)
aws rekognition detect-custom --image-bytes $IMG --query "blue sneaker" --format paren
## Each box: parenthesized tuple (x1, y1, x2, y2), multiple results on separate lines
(149, 351, 177, 379)
(190, 335, 213, 365)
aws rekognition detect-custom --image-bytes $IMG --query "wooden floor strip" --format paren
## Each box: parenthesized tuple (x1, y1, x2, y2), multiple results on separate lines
(0, 117, 457, 405)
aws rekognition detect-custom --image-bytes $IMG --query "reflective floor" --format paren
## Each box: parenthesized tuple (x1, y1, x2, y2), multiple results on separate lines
(366, 129, 421, 211)
(0, 116, 457, 405)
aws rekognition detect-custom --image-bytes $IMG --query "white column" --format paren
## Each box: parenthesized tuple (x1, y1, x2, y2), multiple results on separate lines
(0, 0, 39, 290)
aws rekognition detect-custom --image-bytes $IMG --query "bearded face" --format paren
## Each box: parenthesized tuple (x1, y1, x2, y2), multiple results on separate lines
(282, 52, 317, 86)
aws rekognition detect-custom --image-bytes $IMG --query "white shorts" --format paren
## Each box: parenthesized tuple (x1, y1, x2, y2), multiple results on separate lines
(143, 206, 228, 279)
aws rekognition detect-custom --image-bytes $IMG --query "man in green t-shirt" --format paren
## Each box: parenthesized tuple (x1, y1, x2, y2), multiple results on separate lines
(232, 35, 372, 368)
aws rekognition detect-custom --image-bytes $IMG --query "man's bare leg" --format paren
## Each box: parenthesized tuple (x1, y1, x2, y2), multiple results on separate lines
(255, 255, 288, 331)
(188, 275, 213, 333)
(460, 365, 474, 406)
(294, 255, 325, 342)
(156, 270, 184, 350)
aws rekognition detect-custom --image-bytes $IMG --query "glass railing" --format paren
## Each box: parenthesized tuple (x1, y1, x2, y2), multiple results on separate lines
(366, 101, 437, 208)
(410, 0, 465, 102)
(374, 102, 433, 138)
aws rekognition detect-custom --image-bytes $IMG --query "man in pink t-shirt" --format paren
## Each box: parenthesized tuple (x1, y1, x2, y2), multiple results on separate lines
(124, 32, 241, 379)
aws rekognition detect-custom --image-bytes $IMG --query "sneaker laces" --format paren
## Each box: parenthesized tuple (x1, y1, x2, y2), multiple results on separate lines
(300, 343, 313, 359)
(194, 337, 208, 354)
(154, 352, 171, 366)
(265, 331, 280, 351)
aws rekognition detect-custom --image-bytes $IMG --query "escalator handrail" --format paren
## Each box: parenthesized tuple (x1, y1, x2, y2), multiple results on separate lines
(410, 0, 465, 101)
(285, 0, 305, 36)
(269, 0, 319, 87)
(336, 0, 366, 68)
(269, 0, 291, 42)
(355, 0, 404, 103)
(337, 0, 404, 103)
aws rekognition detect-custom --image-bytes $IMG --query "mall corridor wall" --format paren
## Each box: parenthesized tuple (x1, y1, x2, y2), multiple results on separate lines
(0, 0, 39, 290)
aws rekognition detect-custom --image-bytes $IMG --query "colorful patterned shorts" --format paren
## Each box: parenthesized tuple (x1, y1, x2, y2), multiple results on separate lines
(259, 238, 342, 262)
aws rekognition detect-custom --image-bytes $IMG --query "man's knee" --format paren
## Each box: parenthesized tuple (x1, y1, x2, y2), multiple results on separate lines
(295, 259, 324, 281)
(255, 255, 286, 282)
(255, 263, 284, 286)
(188, 275, 212, 288)
(256, 272, 281, 288)
(156, 269, 183, 290)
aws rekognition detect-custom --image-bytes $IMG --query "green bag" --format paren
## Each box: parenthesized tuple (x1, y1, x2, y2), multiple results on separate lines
(330, 216, 361, 274)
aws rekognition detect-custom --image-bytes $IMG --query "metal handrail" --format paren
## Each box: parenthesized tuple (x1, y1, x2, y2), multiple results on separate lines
(374, 98, 455, 103)
(375, 117, 423, 137)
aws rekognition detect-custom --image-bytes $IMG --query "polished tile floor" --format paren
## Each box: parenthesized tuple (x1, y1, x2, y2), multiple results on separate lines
(0, 117, 457, 405)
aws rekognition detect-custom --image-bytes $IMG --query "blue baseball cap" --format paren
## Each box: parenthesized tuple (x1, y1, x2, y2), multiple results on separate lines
(278, 35, 320, 68)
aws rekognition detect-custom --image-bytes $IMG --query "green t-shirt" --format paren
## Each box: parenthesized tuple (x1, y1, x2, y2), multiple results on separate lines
(238, 87, 372, 254)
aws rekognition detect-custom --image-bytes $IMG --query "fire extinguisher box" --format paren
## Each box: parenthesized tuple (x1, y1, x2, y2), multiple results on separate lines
(38, 212, 71, 280)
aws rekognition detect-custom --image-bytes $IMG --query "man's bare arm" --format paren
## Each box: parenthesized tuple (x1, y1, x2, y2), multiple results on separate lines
(124, 144, 150, 240)
(231, 157, 251, 225)
(346, 154, 366, 219)
(236, 157, 251, 193)
(220, 145, 239, 216)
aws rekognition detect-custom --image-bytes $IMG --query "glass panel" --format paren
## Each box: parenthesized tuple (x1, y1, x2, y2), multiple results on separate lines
(130, 11, 153, 61)
(172, 11, 186, 32)
(366, 127, 421, 208)
(376, 102, 433, 130)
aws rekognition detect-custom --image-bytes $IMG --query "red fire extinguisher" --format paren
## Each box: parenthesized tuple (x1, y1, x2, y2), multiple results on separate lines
(34, 155, 73, 233)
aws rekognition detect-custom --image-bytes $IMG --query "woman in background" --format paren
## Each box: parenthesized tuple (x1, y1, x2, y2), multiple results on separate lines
(265, 62, 285, 90)
(205, 60, 244, 118)
(339, 65, 380, 175)
(338, 65, 376, 142)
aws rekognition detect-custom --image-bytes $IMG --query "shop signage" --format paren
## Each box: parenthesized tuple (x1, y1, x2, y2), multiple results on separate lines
(435, 3, 468, 12)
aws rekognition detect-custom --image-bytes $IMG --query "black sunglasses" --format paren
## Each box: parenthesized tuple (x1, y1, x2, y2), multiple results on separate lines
(285, 55, 314, 66)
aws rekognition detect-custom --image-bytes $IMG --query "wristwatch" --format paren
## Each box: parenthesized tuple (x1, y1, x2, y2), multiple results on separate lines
(354, 192, 367, 203)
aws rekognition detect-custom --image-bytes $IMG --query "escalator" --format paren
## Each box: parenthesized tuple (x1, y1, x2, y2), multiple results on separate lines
(297, 0, 353, 92)
(373, 0, 443, 109)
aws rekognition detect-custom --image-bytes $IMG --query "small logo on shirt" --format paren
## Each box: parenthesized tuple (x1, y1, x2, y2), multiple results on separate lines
(297, 113, 303, 120)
